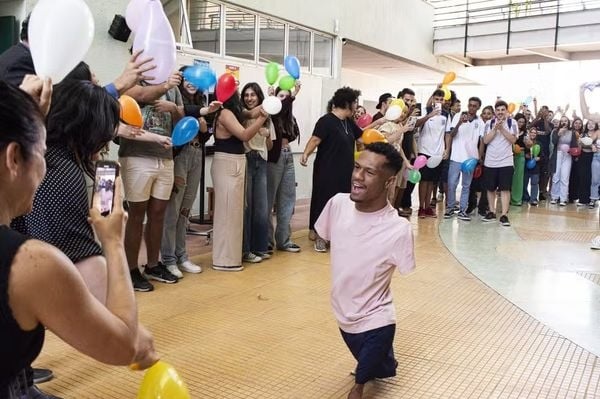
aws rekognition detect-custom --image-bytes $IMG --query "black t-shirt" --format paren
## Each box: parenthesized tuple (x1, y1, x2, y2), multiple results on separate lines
(0, 43, 35, 86)
(372, 112, 384, 122)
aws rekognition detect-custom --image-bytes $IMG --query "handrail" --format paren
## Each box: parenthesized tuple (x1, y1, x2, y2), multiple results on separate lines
(431, 0, 600, 27)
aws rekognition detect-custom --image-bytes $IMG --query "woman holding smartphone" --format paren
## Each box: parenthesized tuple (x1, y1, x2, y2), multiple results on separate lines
(1, 79, 157, 398)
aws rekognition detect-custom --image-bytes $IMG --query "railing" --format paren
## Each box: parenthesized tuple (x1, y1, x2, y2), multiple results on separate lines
(430, 0, 600, 28)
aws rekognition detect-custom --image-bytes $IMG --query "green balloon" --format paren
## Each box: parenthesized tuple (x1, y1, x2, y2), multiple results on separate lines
(408, 169, 421, 184)
(279, 75, 296, 91)
(532, 144, 540, 157)
(265, 62, 279, 85)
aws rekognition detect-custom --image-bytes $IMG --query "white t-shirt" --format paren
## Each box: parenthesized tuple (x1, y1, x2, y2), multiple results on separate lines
(244, 118, 277, 161)
(449, 114, 484, 163)
(483, 118, 518, 168)
(418, 111, 451, 157)
(315, 193, 415, 334)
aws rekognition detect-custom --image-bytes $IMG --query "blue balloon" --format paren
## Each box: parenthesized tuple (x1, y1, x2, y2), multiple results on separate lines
(172, 117, 200, 146)
(284, 55, 301, 80)
(183, 65, 216, 91)
(526, 158, 537, 169)
(461, 158, 478, 173)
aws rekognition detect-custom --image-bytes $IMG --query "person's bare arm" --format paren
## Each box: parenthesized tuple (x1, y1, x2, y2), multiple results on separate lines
(219, 108, 268, 142)
(300, 136, 322, 166)
(116, 124, 172, 148)
(123, 72, 182, 104)
(112, 50, 156, 95)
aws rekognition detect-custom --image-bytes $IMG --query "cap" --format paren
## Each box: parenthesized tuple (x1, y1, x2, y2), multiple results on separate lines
(376, 93, 392, 109)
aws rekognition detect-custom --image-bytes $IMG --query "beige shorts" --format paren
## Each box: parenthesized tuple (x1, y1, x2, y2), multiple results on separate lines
(119, 156, 174, 202)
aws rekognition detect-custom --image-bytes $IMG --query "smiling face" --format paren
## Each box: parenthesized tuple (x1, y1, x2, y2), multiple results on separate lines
(573, 119, 583, 131)
(559, 116, 569, 128)
(183, 80, 198, 96)
(528, 127, 537, 140)
(243, 87, 259, 109)
(481, 108, 493, 122)
(495, 105, 507, 120)
(350, 150, 393, 206)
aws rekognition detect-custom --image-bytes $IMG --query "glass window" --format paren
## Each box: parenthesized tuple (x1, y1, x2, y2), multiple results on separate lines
(259, 17, 284, 64)
(225, 7, 256, 61)
(189, 1, 221, 54)
(313, 33, 333, 76)
(288, 26, 310, 71)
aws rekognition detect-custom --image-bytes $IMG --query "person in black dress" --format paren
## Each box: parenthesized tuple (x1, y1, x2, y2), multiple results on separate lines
(301, 87, 362, 252)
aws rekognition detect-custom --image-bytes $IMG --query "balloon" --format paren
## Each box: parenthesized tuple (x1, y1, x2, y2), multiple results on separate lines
(119, 95, 143, 128)
(407, 169, 421, 184)
(413, 155, 428, 170)
(427, 155, 443, 168)
(215, 73, 237, 103)
(284, 55, 301, 79)
(524, 96, 533, 104)
(361, 129, 386, 145)
(531, 144, 541, 157)
(354, 151, 361, 161)
(262, 96, 282, 115)
(132, 0, 176, 84)
(473, 164, 483, 179)
(183, 65, 216, 91)
(559, 143, 570, 153)
(356, 113, 373, 128)
(125, 0, 150, 32)
(385, 105, 402, 121)
(390, 99, 406, 109)
(513, 145, 522, 154)
(461, 158, 478, 173)
(508, 103, 516, 113)
(137, 361, 190, 399)
(171, 117, 200, 146)
(581, 137, 593, 146)
(265, 62, 279, 85)
(28, 0, 95, 84)
(526, 159, 537, 169)
(442, 71, 456, 85)
(278, 75, 296, 91)
(441, 86, 451, 101)
(570, 147, 581, 157)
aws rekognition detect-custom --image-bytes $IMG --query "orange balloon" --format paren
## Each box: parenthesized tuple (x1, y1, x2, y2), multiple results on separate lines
(119, 95, 143, 128)
(507, 102, 516, 114)
(361, 129, 386, 145)
(442, 71, 456, 85)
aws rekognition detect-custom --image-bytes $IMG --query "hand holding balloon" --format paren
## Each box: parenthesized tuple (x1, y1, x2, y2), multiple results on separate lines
(130, 324, 159, 371)
(113, 50, 156, 93)
(19, 75, 53, 116)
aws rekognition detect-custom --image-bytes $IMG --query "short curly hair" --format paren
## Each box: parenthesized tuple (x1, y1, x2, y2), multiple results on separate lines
(364, 142, 403, 175)
(326, 86, 361, 112)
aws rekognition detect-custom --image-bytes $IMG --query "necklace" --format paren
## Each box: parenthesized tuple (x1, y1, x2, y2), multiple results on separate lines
(340, 119, 349, 135)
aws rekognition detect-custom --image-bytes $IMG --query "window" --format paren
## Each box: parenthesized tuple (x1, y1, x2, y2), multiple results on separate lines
(288, 26, 311, 72)
(259, 17, 284, 64)
(189, 1, 221, 54)
(313, 33, 333, 76)
(225, 7, 256, 61)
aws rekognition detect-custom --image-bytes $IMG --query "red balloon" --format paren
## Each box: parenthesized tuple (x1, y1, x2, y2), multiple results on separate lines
(356, 113, 373, 128)
(473, 164, 483, 179)
(569, 147, 581, 157)
(216, 73, 237, 103)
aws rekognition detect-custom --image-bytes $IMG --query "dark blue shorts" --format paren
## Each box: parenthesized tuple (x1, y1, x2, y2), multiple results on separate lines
(340, 324, 397, 384)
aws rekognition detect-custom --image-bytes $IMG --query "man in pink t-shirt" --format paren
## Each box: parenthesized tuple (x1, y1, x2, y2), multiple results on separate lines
(315, 142, 416, 399)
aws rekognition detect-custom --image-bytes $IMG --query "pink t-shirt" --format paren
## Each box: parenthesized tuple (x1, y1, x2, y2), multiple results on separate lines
(315, 193, 415, 334)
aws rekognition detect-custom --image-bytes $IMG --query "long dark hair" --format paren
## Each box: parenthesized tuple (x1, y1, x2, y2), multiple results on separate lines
(46, 80, 119, 177)
(240, 82, 265, 109)
(179, 66, 206, 106)
(272, 88, 294, 135)
(0, 81, 45, 160)
(219, 90, 244, 124)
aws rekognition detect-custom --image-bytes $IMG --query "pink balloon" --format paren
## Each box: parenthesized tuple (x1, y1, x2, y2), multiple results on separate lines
(132, 0, 176, 84)
(413, 155, 428, 170)
(559, 143, 570, 153)
(356, 113, 373, 128)
(125, 0, 150, 32)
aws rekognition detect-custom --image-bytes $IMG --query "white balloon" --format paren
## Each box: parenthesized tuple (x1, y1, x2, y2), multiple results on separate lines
(426, 155, 443, 168)
(581, 137, 593, 146)
(262, 96, 282, 115)
(125, 0, 151, 32)
(132, 0, 176, 84)
(28, 0, 95, 84)
(385, 105, 402, 121)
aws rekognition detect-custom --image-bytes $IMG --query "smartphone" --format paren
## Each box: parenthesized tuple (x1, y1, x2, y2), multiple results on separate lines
(93, 161, 119, 216)
(434, 102, 442, 112)
(407, 116, 418, 128)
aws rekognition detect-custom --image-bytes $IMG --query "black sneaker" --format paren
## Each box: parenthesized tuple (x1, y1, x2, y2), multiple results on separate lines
(279, 243, 301, 252)
(457, 211, 471, 221)
(266, 245, 274, 255)
(499, 215, 511, 226)
(482, 212, 497, 222)
(131, 268, 154, 292)
(443, 208, 455, 219)
(144, 262, 178, 284)
(33, 368, 53, 384)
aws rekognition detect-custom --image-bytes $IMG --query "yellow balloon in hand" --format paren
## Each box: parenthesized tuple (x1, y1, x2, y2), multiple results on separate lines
(390, 98, 406, 110)
(442, 71, 456, 85)
(137, 361, 191, 399)
(441, 86, 451, 101)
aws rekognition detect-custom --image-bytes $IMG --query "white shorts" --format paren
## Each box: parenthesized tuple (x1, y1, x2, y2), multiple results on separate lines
(119, 156, 174, 202)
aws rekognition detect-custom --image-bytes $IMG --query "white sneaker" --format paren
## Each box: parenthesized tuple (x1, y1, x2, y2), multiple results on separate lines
(178, 260, 202, 274)
(591, 236, 600, 250)
(243, 253, 262, 263)
(166, 264, 183, 279)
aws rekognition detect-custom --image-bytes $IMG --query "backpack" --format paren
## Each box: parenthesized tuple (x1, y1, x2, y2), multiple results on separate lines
(489, 117, 512, 131)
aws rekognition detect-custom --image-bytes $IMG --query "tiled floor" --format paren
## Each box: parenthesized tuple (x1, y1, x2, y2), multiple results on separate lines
(36, 200, 600, 398)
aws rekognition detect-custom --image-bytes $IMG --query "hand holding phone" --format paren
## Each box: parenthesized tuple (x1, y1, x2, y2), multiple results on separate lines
(92, 161, 120, 217)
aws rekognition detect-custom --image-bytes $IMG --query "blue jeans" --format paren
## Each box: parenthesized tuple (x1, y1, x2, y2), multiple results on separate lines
(267, 149, 296, 249)
(591, 154, 600, 200)
(243, 151, 269, 254)
(523, 172, 539, 203)
(447, 160, 474, 212)
(161, 145, 203, 265)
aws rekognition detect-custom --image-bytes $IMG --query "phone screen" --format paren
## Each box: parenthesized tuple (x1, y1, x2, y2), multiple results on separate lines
(434, 103, 442, 112)
(407, 116, 418, 128)
(93, 162, 118, 216)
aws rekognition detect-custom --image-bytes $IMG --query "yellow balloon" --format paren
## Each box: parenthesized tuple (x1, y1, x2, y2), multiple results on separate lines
(138, 361, 191, 399)
(354, 151, 361, 161)
(508, 102, 516, 113)
(390, 98, 406, 109)
(442, 71, 456, 85)
(441, 86, 451, 101)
